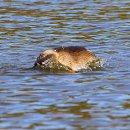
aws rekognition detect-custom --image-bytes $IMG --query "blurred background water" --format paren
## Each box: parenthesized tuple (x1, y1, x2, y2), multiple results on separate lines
(0, 0, 130, 130)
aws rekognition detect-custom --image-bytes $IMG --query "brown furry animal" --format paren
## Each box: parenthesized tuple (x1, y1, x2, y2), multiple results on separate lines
(34, 46, 101, 72)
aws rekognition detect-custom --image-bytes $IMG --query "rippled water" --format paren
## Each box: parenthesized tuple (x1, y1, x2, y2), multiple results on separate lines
(0, 0, 130, 129)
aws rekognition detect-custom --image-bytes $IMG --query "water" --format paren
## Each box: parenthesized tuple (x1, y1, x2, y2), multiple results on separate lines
(0, 0, 130, 129)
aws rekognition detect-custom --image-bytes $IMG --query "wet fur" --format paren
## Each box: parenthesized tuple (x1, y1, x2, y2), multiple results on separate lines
(34, 46, 99, 72)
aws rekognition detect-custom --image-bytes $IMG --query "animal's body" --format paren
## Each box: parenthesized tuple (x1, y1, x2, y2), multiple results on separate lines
(34, 46, 101, 72)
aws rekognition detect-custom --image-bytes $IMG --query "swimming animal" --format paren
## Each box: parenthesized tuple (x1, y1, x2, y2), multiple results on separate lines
(34, 46, 102, 72)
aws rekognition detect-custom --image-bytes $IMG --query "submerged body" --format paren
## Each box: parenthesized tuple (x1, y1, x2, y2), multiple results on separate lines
(34, 46, 102, 72)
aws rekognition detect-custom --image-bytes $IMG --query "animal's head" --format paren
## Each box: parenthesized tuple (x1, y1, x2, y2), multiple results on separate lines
(34, 50, 59, 67)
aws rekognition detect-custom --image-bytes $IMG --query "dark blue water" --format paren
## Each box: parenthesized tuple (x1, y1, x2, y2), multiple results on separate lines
(0, 0, 130, 129)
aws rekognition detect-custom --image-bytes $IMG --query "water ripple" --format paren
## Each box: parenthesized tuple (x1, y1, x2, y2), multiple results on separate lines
(0, 0, 130, 129)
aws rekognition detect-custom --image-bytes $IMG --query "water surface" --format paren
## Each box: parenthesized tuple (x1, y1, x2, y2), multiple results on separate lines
(0, 0, 130, 130)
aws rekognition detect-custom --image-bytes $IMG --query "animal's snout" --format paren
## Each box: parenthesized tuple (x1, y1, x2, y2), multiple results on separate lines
(39, 53, 45, 59)
(36, 53, 46, 62)
(33, 53, 45, 67)
(34, 53, 55, 67)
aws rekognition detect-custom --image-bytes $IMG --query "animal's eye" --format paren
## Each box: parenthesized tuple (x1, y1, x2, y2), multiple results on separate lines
(44, 54, 53, 60)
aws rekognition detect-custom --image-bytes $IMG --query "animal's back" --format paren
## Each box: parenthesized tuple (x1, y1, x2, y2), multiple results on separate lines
(53, 46, 97, 71)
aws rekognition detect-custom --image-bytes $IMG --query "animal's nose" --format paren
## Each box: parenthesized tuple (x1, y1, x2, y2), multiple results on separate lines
(39, 53, 44, 58)
(36, 53, 45, 62)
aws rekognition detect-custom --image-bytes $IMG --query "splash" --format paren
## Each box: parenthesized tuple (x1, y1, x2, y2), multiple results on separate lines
(78, 57, 106, 72)
(34, 57, 105, 73)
